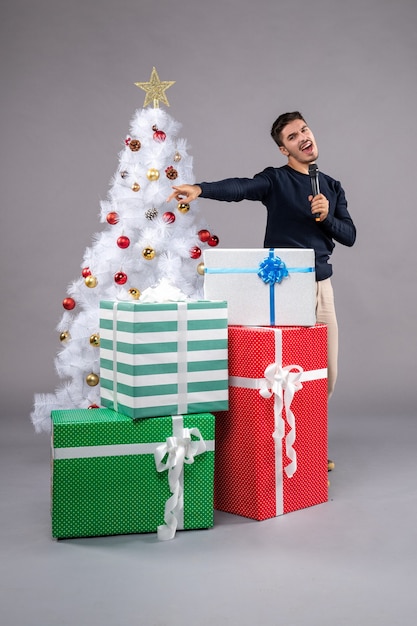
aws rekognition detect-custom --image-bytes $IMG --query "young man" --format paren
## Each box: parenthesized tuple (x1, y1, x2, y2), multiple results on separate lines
(167, 111, 356, 414)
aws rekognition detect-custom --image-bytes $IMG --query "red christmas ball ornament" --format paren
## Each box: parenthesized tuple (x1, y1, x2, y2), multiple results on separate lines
(190, 246, 202, 259)
(88, 404, 100, 409)
(81, 267, 91, 278)
(117, 235, 130, 249)
(106, 212, 119, 225)
(163, 211, 176, 224)
(208, 235, 219, 247)
(153, 128, 166, 142)
(62, 297, 76, 310)
(198, 229, 211, 243)
(114, 271, 128, 285)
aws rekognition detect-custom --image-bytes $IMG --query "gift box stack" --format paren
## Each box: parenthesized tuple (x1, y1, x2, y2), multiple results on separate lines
(51, 246, 328, 540)
(203, 248, 329, 521)
(51, 298, 229, 540)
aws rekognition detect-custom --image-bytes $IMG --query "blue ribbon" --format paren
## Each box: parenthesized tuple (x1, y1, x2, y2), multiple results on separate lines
(205, 249, 314, 325)
(258, 250, 288, 324)
(258, 249, 289, 285)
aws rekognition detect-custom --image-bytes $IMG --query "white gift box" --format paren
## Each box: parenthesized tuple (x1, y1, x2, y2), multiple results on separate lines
(203, 248, 316, 327)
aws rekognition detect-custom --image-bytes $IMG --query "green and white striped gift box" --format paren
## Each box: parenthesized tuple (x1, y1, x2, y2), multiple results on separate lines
(99, 300, 228, 419)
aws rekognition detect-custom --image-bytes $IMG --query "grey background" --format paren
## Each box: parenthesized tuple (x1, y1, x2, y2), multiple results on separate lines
(1, 2, 417, 625)
(1, 0, 416, 422)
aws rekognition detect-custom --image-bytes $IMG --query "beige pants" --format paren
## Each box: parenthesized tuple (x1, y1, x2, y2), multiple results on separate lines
(316, 278, 338, 399)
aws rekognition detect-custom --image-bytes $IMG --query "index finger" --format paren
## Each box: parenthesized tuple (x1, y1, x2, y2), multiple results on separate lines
(166, 187, 180, 203)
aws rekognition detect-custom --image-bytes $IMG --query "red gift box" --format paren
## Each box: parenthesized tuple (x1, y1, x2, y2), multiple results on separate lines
(214, 324, 328, 520)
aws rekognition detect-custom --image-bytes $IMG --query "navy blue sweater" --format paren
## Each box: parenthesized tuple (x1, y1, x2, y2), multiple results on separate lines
(198, 165, 356, 281)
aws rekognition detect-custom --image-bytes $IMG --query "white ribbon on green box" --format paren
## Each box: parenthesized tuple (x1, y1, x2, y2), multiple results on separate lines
(154, 415, 207, 541)
(228, 328, 327, 516)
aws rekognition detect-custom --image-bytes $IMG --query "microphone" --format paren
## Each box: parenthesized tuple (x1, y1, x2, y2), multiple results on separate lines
(308, 163, 321, 221)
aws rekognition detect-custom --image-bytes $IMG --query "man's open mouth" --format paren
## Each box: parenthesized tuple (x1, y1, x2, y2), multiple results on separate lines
(301, 141, 313, 152)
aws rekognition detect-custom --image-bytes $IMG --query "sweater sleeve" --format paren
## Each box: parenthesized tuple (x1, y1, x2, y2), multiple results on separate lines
(320, 183, 356, 247)
(198, 174, 271, 203)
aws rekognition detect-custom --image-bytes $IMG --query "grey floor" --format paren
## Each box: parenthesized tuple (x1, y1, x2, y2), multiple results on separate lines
(1, 413, 417, 626)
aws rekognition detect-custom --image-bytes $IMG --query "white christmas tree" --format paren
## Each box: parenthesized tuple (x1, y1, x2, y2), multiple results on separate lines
(31, 68, 219, 433)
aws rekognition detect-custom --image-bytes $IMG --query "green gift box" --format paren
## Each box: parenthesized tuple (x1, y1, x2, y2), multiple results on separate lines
(51, 409, 215, 540)
(99, 300, 228, 419)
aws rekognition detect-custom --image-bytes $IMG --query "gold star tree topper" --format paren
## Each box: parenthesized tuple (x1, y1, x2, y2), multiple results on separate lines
(135, 67, 175, 108)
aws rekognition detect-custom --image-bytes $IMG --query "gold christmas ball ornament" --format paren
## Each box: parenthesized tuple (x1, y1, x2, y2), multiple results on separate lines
(131, 182, 141, 192)
(142, 247, 155, 260)
(86, 373, 99, 387)
(146, 168, 160, 181)
(173, 151, 182, 162)
(89, 333, 100, 347)
(128, 287, 141, 300)
(197, 262, 205, 276)
(59, 330, 70, 342)
(84, 275, 98, 288)
(177, 202, 190, 213)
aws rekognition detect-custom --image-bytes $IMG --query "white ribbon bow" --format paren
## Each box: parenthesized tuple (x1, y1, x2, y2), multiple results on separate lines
(154, 427, 206, 541)
(259, 363, 304, 478)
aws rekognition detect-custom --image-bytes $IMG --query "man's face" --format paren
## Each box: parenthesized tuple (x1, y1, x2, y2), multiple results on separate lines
(278, 119, 318, 166)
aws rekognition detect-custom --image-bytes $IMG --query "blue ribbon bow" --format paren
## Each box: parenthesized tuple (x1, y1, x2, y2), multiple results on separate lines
(257, 253, 289, 285)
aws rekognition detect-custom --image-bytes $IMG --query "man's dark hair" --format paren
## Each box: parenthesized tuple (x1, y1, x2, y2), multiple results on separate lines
(271, 111, 306, 147)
